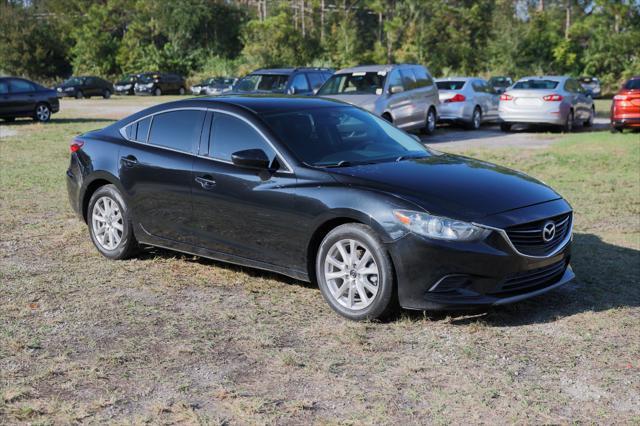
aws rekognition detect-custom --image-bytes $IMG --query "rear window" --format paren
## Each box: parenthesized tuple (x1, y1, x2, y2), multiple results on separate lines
(436, 81, 466, 91)
(623, 79, 640, 90)
(513, 80, 559, 90)
(317, 72, 386, 95)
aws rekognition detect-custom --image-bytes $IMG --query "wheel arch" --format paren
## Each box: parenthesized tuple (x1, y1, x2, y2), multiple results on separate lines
(81, 172, 124, 223)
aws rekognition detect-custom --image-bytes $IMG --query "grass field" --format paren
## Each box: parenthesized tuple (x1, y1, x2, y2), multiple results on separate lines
(1, 98, 639, 424)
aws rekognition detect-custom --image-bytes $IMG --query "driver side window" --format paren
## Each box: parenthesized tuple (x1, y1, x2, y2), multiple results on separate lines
(387, 70, 402, 92)
(290, 74, 310, 94)
(208, 113, 277, 164)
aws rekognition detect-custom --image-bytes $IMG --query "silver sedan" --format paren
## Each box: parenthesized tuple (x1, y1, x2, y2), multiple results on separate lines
(435, 77, 500, 130)
(499, 76, 595, 132)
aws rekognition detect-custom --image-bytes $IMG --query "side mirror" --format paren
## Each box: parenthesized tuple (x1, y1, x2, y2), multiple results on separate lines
(231, 149, 271, 170)
(389, 85, 404, 94)
(313, 87, 320, 95)
(288, 86, 297, 95)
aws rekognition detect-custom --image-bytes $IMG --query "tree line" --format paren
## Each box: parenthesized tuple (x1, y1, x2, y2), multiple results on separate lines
(1, 0, 638, 92)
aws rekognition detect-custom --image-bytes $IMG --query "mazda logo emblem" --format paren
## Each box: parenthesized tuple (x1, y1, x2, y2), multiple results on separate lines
(542, 221, 556, 242)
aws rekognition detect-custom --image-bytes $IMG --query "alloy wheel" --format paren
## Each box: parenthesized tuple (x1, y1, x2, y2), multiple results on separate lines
(473, 109, 481, 129)
(35, 105, 50, 122)
(323, 239, 380, 310)
(427, 110, 436, 133)
(92, 196, 124, 250)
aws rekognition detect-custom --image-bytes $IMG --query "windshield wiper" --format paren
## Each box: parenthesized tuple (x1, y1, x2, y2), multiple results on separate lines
(395, 154, 428, 162)
(319, 160, 354, 168)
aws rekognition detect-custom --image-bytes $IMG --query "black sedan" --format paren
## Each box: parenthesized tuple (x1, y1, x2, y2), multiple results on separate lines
(114, 74, 141, 95)
(0, 77, 60, 122)
(66, 96, 574, 320)
(55, 76, 114, 99)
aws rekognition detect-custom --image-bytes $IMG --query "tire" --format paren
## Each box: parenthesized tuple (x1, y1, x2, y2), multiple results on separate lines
(421, 108, 437, 135)
(179, 87, 185, 95)
(154, 87, 162, 96)
(584, 107, 594, 127)
(610, 125, 623, 133)
(500, 122, 512, 132)
(33, 103, 51, 122)
(75, 90, 84, 99)
(466, 107, 482, 130)
(381, 113, 393, 123)
(87, 184, 138, 260)
(563, 110, 574, 133)
(102, 89, 112, 99)
(315, 223, 396, 321)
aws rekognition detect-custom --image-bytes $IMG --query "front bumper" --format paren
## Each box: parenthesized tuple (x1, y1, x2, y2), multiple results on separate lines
(388, 199, 574, 311)
(134, 86, 155, 95)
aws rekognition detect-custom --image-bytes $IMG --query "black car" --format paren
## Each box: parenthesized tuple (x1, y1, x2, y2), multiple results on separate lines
(55, 76, 114, 99)
(66, 96, 574, 321)
(134, 73, 186, 96)
(0, 77, 60, 122)
(488, 76, 513, 94)
(232, 67, 333, 95)
(114, 74, 142, 95)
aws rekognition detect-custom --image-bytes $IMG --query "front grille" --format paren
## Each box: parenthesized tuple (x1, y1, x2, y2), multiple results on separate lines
(505, 213, 572, 256)
(491, 259, 568, 297)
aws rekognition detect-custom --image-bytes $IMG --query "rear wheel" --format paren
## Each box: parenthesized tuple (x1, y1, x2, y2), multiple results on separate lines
(563, 110, 574, 132)
(88, 184, 138, 260)
(316, 223, 396, 321)
(500, 122, 512, 132)
(583, 106, 594, 127)
(154, 87, 162, 96)
(421, 108, 437, 135)
(33, 103, 51, 122)
(467, 107, 482, 130)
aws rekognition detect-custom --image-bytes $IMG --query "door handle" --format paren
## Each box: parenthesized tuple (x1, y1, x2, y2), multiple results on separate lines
(195, 175, 216, 189)
(120, 155, 138, 167)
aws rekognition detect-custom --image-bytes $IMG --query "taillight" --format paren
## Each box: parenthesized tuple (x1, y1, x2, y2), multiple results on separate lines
(445, 93, 466, 103)
(543, 94, 563, 101)
(70, 139, 84, 153)
(500, 94, 513, 101)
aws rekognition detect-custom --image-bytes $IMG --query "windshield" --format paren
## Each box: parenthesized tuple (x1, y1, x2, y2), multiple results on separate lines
(263, 106, 429, 167)
(436, 81, 466, 90)
(204, 77, 234, 87)
(317, 72, 386, 95)
(579, 77, 598, 84)
(624, 79, 640, 90)
(489, 77, 511, 87)
(513, 79, 559, 90)
(234, 74, 288, 93)
(139, 74, 158, 83)
(120, 74, 138, 83)
(64, 77, 85, 85)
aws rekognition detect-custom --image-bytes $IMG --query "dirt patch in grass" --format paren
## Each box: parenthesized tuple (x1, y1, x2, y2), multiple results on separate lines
(1, 99, 639, 424)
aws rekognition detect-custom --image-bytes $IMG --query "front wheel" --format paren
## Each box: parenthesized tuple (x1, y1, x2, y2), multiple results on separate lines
(178, 87, 185, 95)
(563, 110, 574, 133)
(421, 108, 437, 135)
(154, 87, 162, 96)
(88, 184, 138, 260)
(316, 223, 396, 321)
(102, 89, 112, 99)
(584, 107, 594, 127)
(34, 103, 51, 122)
(75, 90, 84, 99)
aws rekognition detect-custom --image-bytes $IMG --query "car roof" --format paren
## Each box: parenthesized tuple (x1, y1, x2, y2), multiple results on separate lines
(335, 64, 420, 74)
(517, 76, 568, 81)
(435, 77, 476, 82)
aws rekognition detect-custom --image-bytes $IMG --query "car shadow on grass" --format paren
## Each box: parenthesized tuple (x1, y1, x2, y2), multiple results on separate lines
(1, 117, 115, 126)
(418, 233, 640, 327)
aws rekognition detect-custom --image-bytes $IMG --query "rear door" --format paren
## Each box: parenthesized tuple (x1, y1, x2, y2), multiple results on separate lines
(118, 108, 206, 243)
(7, 79, 37, 114)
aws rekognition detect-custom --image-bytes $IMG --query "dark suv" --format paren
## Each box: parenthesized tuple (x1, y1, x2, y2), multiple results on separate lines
(232, 67, 333, 95)
(55, 76, 114, 99)
(114, 74, 142, 95)
(134, 73, 187, 96)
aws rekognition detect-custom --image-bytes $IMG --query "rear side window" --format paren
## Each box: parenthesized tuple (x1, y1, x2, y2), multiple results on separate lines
(125, 116, 152, 142)
(148, 110, 205, 152)
(209, 113, 276, 163)
(9, 79, 34, 93)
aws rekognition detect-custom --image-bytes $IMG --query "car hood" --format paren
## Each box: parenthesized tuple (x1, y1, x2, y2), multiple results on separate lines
(319, 94, 378, 110)
(327, 153, 561, 221)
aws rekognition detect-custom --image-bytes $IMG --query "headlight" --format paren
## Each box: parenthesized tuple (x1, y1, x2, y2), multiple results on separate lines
(393, 210, 490, 241)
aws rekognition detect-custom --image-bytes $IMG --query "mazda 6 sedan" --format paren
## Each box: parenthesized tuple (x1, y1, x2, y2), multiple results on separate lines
(66, 96, 575, 320)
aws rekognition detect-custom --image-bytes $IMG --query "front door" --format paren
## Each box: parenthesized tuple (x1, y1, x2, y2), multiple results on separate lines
(191, 111, 299, 267)
(118, 109, 206, 244)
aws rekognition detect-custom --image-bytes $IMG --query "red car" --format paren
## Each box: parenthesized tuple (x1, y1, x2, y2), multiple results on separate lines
(611, 76, 640, 131)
